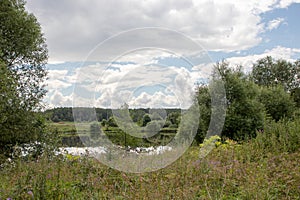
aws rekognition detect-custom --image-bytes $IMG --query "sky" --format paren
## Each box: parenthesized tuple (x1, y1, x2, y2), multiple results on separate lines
(25, 0, 300, 109)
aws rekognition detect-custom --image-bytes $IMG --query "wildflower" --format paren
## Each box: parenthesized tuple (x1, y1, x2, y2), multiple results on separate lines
(215, 141, 222, 147)
(27, 190, 34, 198)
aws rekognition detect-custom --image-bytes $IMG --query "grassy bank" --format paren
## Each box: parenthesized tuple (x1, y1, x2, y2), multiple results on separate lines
(51, 121, 177, 147)
(0, 119, 299, 199)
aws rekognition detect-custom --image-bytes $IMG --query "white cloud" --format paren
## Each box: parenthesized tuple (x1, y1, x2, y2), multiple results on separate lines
(46, 80, 72, 90)
(226, 46, 300, 72)
(267, 18, 285, 31)
(44, 45, 300, 108)
(51, 58, 196, 108)
(48, 90, 72, 108)
(191, 62, 215, 80)
(39, 0, 300, 110)
(46, 70, 72, 90)
(129, 91, 180, 108)
(276, 0, 300, 8)
(25, 0, 300, 62)
(48, 70, 68, 80)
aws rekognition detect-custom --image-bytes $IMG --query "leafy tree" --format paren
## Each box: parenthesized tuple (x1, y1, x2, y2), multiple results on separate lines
(196, 61, 265, 142)
(258, 86, 295, 121)
(0, 0, 48, 157)
(291, 88, 300, 108)
(163, 120, 172, 128)
(130, 109, 146, 123)
(166, 112, 181, 127)
(101, 119, 107, 127)
(195, 85, 211, 143)
(52, 115, 60, 123)
(140, 114, 151, 127)
(251, 56, 300, 91)
(217, 62, 265, 141)
(107, 116, 118, 127)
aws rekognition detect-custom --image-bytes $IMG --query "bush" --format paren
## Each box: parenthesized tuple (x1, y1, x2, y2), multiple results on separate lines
(259, 86, 295, 121)
(261, 118, 299, 152)
(90, 122, 101, 140)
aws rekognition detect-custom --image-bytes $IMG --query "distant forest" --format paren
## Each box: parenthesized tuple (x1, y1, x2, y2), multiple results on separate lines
(44, 107, 181, 123)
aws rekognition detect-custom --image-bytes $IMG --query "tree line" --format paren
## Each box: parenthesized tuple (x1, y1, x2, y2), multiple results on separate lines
(45, 107, 181, 128)
(196, 57, 300, 143)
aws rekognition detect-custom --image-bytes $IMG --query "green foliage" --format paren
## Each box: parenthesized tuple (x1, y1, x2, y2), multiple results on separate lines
(0, 0, 48, 158)
(221, 66, 265, 141)
(129, 108, 146, 123)
(43, 107, 182, 123)
(251, 56, 300, 91)
(145, 121, 161, 136)
(90, 122, 101, 140)
(107, 116, 117, 127)
(45, 107, 74, 122)
(163, 120, 172, 128)
(141, 114, 151, 127)
(250, 117, 300, 155)
(196, 61, 265, 142)
(100, 119, 108, 130)
(291, 87, 300, 108)
(199, 135, 221, 157)
(166, 111, 181, 127)
(0, 0, 48, 105)
(195, 85, 211, 143)
(258, 86, 295, 121)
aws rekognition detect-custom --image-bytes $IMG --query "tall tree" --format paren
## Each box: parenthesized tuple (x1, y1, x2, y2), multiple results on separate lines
(0, 0, 48, 157)
(258, 86, 295, 122)
(196, 61, 265, 142)
(251, 56, 300, 91)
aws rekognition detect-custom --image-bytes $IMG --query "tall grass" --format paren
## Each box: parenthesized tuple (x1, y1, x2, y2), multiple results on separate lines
(0, 118, 299, 199)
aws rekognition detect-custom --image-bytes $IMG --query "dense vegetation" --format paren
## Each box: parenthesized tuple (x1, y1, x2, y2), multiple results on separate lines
(0, 0, 48, 159)
(196, 59, 299, 142)
(0, 118, 299, 199)
(44, 107, 181, 125)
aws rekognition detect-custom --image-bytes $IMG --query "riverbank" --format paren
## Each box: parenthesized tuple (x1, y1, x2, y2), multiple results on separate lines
(1, 119, 299, 199)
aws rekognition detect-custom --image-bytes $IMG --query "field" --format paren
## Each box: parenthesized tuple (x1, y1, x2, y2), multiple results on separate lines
(0, 119, 299, 199)
(50, 121, 177, 147)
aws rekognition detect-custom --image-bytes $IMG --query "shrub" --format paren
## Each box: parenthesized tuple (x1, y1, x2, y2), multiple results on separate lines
(258, 86, 295, 121)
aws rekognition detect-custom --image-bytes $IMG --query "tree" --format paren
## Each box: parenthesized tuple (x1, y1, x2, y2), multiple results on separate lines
(0, 0, 48, 157)
(195, 85, 211, 143)
(130, 109, 146, 123)
(258, 86, 295, 121)
(291, 88, 300, 108)
(107, 116, 118, 127)
(140, 114, 151, 127)
(217, 62, 265, 141)
(196, 61, 265, 142)
(90, 122, 101, 140)
(251, 56, 300, 91)
(166, 112, 181, 127)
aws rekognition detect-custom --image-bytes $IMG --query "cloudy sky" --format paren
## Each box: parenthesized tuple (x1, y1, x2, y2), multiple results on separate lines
(25, 0, 300, 108)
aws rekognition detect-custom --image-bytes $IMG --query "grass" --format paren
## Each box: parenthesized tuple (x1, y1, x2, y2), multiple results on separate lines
(0, 119, 299, 199)
(52, 122, 177, 147)
(49, 122, 89, 134)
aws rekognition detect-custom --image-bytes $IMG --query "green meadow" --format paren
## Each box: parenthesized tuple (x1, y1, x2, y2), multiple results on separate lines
(0, 119, 299, 199)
